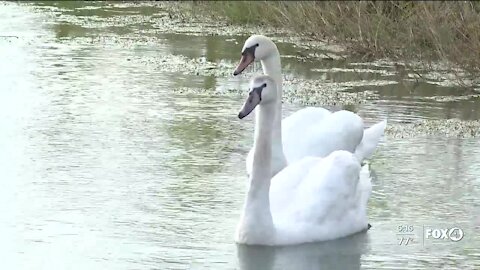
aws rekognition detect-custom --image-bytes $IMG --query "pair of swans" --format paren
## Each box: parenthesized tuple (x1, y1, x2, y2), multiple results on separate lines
(232, 35, 386, 246)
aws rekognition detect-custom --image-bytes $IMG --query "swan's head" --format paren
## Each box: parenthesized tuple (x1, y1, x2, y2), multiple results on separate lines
(233, 35, 277, 76)
(238, 75, 277, 119)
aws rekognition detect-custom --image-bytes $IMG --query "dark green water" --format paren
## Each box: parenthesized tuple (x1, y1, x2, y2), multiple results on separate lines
(1, 2, 479, 269)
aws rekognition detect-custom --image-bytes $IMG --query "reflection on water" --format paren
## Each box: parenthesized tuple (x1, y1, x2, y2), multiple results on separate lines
(1, 1, 479, 270)
(237, 232, 370, 270)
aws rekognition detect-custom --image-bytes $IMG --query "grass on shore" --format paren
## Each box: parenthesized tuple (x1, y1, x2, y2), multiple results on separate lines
(182, 1, 480, 86)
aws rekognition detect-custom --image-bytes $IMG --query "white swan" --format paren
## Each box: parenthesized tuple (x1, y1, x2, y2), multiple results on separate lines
(236, 75, 372, 246)
(233, 34, 386, 177)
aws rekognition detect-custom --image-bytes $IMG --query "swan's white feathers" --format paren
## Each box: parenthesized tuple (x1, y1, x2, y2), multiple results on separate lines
(243, 148, 372, 245)
(354, 119, 387, 161)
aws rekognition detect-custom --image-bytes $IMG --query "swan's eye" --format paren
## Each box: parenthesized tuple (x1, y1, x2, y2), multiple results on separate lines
(262, 83, 267, 87)
(255, 43, 259, 47)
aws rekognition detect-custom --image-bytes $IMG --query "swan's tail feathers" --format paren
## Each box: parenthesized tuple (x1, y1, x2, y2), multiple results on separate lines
(354, 119, 387, 162)
(358, 161, 373, 208)
(359, 162, 371, 181)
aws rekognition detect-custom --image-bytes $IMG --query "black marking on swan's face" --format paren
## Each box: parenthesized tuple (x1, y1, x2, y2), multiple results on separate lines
(238, 83, 267, 119)
(242, 43, 259, 57)
(233, 43, 259, 76)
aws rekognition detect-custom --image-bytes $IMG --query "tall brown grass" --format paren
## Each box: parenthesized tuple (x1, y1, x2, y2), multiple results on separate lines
(182, 1, 480, 85)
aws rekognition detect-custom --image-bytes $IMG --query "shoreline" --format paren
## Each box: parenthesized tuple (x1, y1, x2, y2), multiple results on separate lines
(165, 1, 480, 89)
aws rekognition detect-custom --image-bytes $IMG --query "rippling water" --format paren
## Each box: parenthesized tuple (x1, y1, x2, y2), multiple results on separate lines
(1, 2, 479, 269)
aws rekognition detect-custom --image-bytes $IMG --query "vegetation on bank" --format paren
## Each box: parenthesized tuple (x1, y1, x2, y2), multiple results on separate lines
(182, 1, 480, 86)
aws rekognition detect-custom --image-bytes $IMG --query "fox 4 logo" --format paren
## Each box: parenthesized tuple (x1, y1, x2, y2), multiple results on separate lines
(425, 227, 464, 242)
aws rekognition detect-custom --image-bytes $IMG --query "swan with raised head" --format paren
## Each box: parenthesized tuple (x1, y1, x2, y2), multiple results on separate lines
(236, 75, 372, 246)
(233, 34, 386, 177)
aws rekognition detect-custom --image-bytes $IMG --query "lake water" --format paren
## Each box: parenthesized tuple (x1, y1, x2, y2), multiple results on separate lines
(1, 2, 479, 269)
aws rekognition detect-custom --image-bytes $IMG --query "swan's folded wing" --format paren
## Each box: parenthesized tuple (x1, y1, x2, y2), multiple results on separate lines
(282, 107, 331, 136)
(283, 110, 364, 164)
(281, 108, 330, 161)
(270, 151, 361, 218)
(297, 151, 362, 220)
(272, 151, 371, 242)
(269, 156, 321, 219)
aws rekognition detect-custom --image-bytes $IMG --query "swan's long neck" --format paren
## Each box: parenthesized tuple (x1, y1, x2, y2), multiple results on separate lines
(260, 51, 286, 175)
(251, 103, 275, 192)
(260, 52, 283, 101)
(238, 103, 275, 244)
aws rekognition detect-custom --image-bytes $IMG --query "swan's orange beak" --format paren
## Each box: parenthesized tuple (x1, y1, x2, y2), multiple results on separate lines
(233, 52, 254, 76)
(238, 89, 261, 119)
